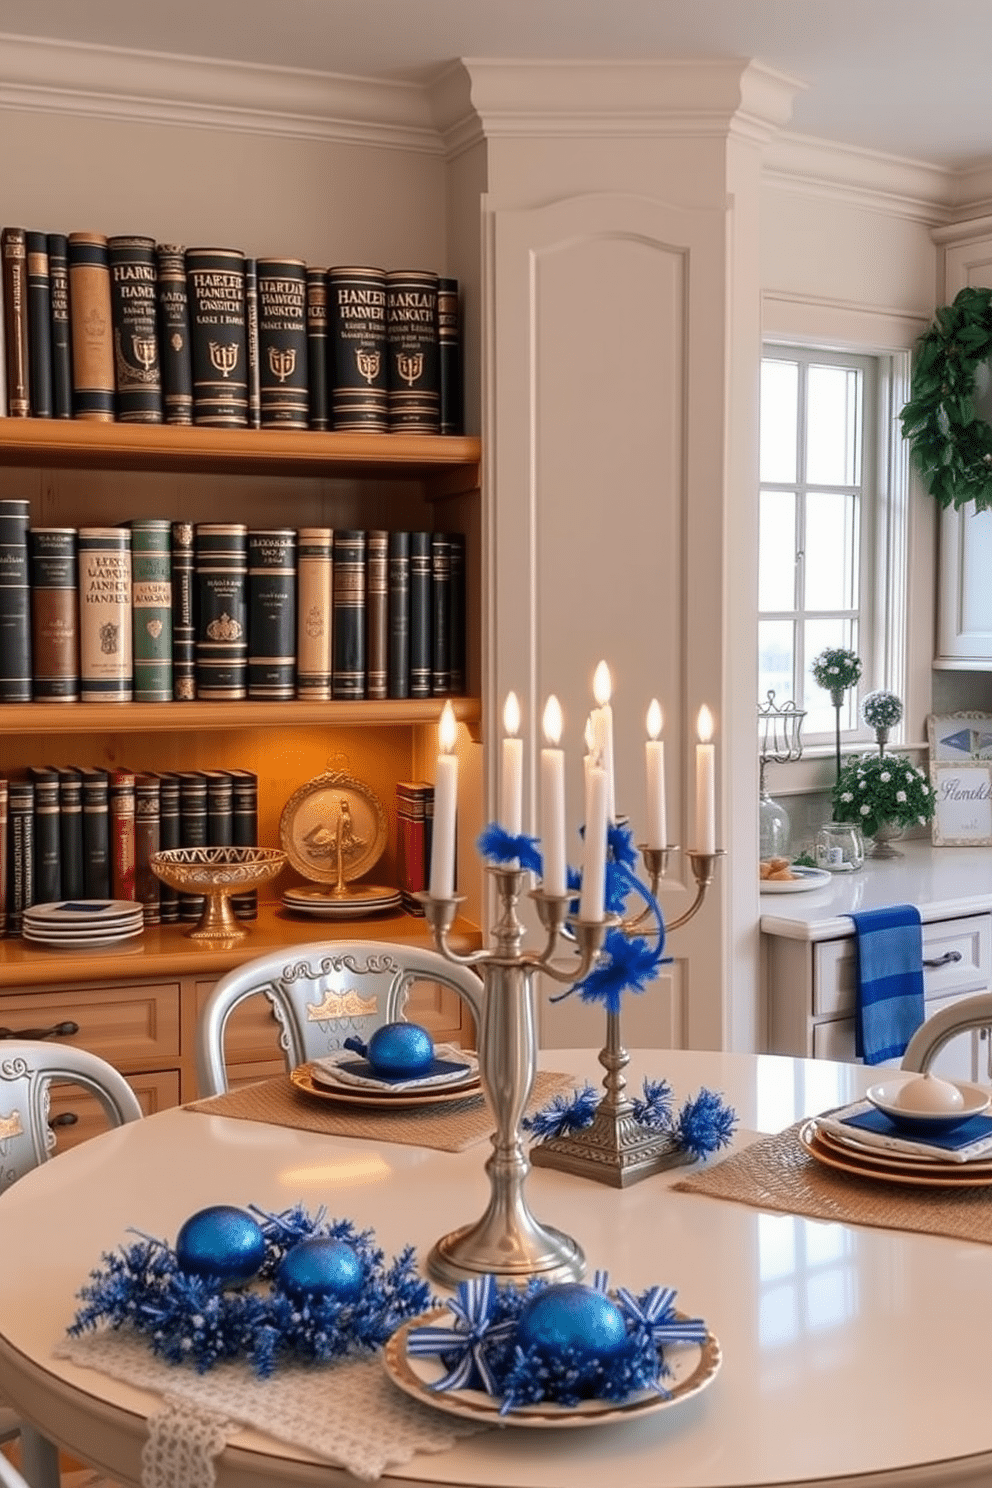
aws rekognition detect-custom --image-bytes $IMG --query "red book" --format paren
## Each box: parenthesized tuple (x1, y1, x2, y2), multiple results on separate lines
(396, 780, 433, 915)
(110, 767, 136, 901)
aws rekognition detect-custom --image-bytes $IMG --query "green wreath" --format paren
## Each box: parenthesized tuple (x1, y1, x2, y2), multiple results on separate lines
(900, 285, 992, 511)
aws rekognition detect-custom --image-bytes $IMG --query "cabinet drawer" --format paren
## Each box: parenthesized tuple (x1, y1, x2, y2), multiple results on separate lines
(813, 914, 991, 1018)
(0, 982, 181, 1069)
(47, 1069, 181, 1153)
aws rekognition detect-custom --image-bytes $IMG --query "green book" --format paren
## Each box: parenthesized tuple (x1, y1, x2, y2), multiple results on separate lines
(130, 518, 173, 701)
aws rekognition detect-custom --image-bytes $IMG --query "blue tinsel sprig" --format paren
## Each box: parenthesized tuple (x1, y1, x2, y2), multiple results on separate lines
(477, 823, 543, 874)
(523, 1077, 737, 1163)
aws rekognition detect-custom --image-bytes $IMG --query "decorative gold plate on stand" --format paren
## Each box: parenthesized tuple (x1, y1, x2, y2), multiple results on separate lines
(279, 769, 392, 915)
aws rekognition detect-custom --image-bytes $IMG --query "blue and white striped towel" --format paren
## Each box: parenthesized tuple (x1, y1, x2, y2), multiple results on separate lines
(847, 904, 925, 1066)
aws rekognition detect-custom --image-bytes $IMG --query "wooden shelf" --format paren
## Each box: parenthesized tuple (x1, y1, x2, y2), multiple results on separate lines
(0, 696, 481, 735)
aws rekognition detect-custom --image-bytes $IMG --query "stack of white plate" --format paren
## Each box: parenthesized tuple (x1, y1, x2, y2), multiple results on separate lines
(23, 900, 145, 949)
(282, 883, 402, 919)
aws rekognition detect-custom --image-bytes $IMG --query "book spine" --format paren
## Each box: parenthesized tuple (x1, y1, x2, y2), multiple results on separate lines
(0, 499, 32, 702)
(170, 520, 196, 700)
(155, 244, 194, 426)
(437, 276, 463, 436)
(108, 234, 162, 423)
(77, 527, 133, 701)
(185, 247, 248, 428)
(386, 269, 440, 433)
(449, 531, 467, 695)
(327, 266, 388, 431)
(27, 765, 61, 905)
(387, 530, 410, 700)
(226, 768, 258, 919)
(178, 771, 207, 919)
(396, 780, 431, 915)
(47, 234, 73, 419)
(1, 228, 30, 416)
(79, 768, 111, 899)
(0, 778, 7, 935)
(408, 530, 433, 699)
(194, 523, 248, 700)
(56, 766, 85, 900)
(67, 232, 115, 421)
(205, 769, 233, 847)
(156, 771, 181, 922)
(247, 528, 297, 700)
(306, 266, 330, 430)
(365, 529, 388, 700)
(257, 257, 308, 428)
(134, 772, 161, 924)
(29, 527, 79, 701)
(430, 531, 451, 696)
(295, 526, 333, 701)
(109, 767, 136, 901)
(130, 518, 173, 702)
(331, 529, 367, 700)
(245, 256, 260, 429)
(26, 231, 53, 419)
(7, 779, 34, 933)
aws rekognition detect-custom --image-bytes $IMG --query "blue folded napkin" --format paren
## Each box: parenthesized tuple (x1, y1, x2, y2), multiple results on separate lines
(847, 904, 925, 1065)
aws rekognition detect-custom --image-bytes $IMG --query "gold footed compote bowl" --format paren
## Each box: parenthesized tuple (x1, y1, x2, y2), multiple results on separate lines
(150, 847, 286, 941)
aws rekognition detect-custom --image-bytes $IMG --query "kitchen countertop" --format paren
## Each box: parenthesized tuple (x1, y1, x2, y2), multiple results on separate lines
(759, 839, 992, 941)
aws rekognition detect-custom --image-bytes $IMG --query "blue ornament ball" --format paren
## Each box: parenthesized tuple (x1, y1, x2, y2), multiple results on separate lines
(366, 1021, 434, 1077)
(277, 1236, 366, 1302)
(174, 1205, 266, 1285)
(516, 1284, 629, 1385)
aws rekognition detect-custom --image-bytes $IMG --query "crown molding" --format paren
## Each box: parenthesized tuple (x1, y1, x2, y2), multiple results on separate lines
(0, 31, 442, 152)
(763, 131, 956, 225)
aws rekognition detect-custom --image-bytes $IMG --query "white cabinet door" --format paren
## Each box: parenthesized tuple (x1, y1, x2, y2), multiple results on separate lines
(936, 501, 992, 667)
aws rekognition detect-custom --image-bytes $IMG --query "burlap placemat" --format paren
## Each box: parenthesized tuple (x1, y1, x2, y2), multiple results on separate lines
(672, 1119, 992, 1246)
(185, 1069, 579, 1154)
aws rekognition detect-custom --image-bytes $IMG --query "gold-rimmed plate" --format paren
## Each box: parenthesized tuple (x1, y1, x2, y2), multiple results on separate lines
(800, 1120, 992, 1187)
(383, 1308, 722, 1428)
(290, 1062, 484, 1109)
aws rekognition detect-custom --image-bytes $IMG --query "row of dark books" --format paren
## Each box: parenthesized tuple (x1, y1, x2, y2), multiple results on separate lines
(0, 229, 463, 435)
(0, 766, 259, 936)
(0, 500, 467, 703)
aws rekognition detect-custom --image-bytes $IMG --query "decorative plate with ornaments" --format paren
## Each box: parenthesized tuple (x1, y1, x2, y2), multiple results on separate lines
(383, 1273, 721, 1427)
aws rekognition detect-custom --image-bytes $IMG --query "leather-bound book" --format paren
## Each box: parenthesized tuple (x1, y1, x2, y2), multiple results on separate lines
(78, 766, 111, 899)
(225, 767, 258, 919)
(185, 247, 248, 427)
(365, 529, 388, 700)
(205, 769, 233, 848)
(47, 234, 73, 419)
(247, 528, 296, 700)
(26, 231, 53, 419)
(170, 520, 196, 700)
(134, 771, 161, 925)
(387, 530, 410, 700)
(67, 232, 115, 421)
(1, 228, 30, 416)
(194, 523, 248, 700)
(331, 529, 367, 700)
(245, 256, 260, 429)
(396, 780, 432, 915)
(56, 766, 85, 901)
(0, 498, 32, 703)
(430, 531, 451, 696)
(437, 276, 463, 435)
(108, 235, 162, 423)
(29, 527, 79, 701)
(155, 244, 193, 425)
(306, 266, 329, 430)
(408, 530, 432, 699)
(295, 527, 333, 701)
(129, 518, 173, 702)
(178, 770, 207, 920)
(449, 532, 467, 695)
(327, 266, 387, 431)
(77, 527, 133, 702)
(27, 765, 61, 905)
(386, 269, 440, 433)
(0, 778, 8, 935)
(156, 771, 181, 922)
(109, 766, 136, 901)
(6, 777, 34, 933)
(257, 257, 308, 428)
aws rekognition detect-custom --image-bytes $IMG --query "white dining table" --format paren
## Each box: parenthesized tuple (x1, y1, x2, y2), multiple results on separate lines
(1, 1046, 991, 1488)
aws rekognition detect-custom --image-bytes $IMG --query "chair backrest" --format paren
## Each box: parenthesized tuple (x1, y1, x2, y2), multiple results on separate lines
(901, 992, 992, 1078)
(196, 939, 484, 1096)
(0, 1041, 143, 1194)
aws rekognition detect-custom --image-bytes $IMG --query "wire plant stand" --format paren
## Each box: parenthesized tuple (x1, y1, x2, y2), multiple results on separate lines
(757, 691, 805, 859)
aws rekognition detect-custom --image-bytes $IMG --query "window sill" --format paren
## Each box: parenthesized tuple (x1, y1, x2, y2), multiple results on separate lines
(764, 740, 930, 798)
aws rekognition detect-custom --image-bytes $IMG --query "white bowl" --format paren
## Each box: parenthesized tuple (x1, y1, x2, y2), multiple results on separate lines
(867, 1076, 990, 1134)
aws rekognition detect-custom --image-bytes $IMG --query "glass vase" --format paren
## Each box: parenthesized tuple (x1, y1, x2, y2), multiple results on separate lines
(815, 822, 865, 872)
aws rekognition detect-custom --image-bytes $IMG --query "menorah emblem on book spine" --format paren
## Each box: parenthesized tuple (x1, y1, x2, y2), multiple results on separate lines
(209, 341, 239, 378)
(132, 334, 157, 373)
(356, 349, 381, 385)
(268, 346, 296, 382)
(397, 351, 424, 387)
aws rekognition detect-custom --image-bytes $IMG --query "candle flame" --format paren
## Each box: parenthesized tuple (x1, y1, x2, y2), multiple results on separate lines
(593, 660, 612, 707)
(647, 699, 663, 740)
(542, 695, 563, 746)
(697, 704, 714, 744)
(503, 690, 521, 737)
(438, 700, 457, 753)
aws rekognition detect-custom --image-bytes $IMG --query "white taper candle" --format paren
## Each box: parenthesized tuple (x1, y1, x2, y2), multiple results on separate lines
(429, 701, 459, 898)
(540, 694, 566, 896)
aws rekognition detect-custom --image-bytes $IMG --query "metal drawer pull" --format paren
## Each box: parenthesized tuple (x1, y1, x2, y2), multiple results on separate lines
(49, 1112, 79, 1129)
(0, 1020, 80, 1041)
(923, 950, 964, 968)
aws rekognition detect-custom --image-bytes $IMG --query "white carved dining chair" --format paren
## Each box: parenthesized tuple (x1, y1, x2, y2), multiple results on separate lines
(0, 1041, 143, 1488)
(0, 1451, 33, 1488)
(901, 992, 992, 1079)
(196, 939, 483, 1096)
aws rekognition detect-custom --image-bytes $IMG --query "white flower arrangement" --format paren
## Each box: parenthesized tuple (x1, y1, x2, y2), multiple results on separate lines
(832, 752, 935, 839)
(860, 689, 903, 731)
(811, 647, 862, 693)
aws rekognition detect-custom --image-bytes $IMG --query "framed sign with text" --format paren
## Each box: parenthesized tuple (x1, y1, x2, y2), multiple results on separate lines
(927, 713, 992, 846)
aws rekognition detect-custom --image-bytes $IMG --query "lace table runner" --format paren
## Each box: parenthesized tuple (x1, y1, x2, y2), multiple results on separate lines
(673, 1119, 992, 1244)
(56, 1330, 486, 1486)
(185, 1069, 578, 1152)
